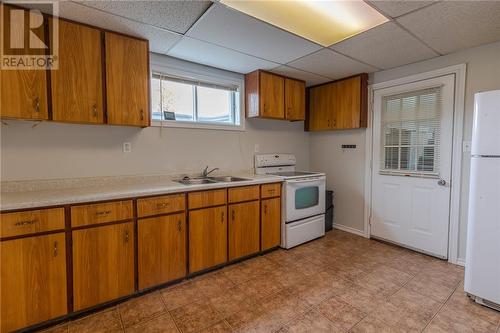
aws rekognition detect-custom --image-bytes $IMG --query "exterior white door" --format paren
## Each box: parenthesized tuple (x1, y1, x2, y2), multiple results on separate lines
(371, 74, 455, 258)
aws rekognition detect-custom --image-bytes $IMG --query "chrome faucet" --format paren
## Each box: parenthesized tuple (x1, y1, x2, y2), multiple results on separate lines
(201, 166, 219, 178)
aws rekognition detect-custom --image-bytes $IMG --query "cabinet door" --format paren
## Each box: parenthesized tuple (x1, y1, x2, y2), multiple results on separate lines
(72, 222, 134, 311)
(1, 6, 48, 120)
(189, 206, 227, 273)
(1, 233, 67, 332)
(229, 201, 260, 260)
(334, 76, 361, 129)
(51, 20, 103, 124)
(285, 78, 305, 121)
(138, 213, 186, 290)
(261, 198, 281, 251)
(308, 83, 334, 131)
(260, 72, 284, 119)
(105, 32, 149, 127)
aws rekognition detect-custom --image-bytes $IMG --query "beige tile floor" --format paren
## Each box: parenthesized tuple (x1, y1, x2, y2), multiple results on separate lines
(43, 230, 500, 333)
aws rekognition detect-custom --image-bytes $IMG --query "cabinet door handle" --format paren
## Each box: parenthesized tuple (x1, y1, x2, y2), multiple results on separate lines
(231, 209, 235, 221)
(264, 205, 267, 214)
(34, 97, 40, 113)
(124, 230, 129, 243)
(92, 104, 97, 117)
(221, 212, 224, 223)
(53, 241, 58, 257)
(177, 220, 182, 232)
(140, 109, 144, 120)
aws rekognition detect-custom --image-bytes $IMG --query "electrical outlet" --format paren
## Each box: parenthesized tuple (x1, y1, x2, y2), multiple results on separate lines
(254, 144, 260, 153)
(123, 142, 132, 153)
(463, 141, 471, 153)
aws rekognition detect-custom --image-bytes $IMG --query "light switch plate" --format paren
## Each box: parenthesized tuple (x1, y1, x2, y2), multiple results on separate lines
(463, 141, 471, 153)
(254, 144, 260, 153)
(123, 142, 132, 153)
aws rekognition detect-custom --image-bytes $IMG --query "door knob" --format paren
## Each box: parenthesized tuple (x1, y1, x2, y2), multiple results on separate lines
(437, 179, 447, 186)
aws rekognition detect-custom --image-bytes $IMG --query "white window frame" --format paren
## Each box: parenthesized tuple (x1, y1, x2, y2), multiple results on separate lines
(150, 54, 245, 131)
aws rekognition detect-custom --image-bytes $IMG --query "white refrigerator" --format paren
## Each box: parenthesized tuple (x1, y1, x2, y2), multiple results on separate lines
(464, 90, 500, 310)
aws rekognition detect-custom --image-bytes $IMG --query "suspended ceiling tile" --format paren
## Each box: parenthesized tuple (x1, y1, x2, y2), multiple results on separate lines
(77, 0, 212, 34)
(271, 66, 331, 87)
(367, 0, 437, 18)
(331, 22, 438, 70)
(186, 3, 322, 64)
(53, 2, 182, 54)
(397, 1, 500, 54)
(287, 49, 378, 80)
(168, 37, 280, 74)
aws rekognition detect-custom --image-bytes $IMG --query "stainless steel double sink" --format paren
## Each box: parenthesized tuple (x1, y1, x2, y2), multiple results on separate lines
(174, 176, 251, 185)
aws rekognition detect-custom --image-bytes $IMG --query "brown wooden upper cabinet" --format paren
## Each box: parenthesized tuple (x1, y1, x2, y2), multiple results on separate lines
(105, 32, 149, 127)
(245, 70, 305, 121)
(50, 19, 104, 124)
(306, 74, 368, 131)
(0, 5, 48, 120)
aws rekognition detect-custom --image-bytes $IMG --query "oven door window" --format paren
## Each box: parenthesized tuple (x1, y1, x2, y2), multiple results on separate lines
(295, 186, 319, 209)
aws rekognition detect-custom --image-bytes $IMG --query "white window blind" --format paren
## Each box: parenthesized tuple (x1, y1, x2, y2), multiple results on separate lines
(380, 86, 442, 177)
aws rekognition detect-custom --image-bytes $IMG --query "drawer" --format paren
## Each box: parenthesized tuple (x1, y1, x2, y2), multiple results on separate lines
(1, 208, 65, 238)
(188, 189, 227, 209)
(228, 185, 259, 203)
(137, 193, 185, 218)
(71, 200, 133, 227)
(261, 183, 281, 198)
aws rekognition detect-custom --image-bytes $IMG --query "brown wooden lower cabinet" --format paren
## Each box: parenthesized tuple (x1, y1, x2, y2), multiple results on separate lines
(189, 206, 227, 273)
(0, 233, 67, 333)
(72, 222, 134, 311)
(261, 197, 281, 250)
(229, 201, 260, 260)
(138, 213, 186, 290)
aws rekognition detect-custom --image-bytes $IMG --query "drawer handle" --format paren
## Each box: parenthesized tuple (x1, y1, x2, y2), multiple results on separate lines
(268, 189, 276, 193)
(177, 220, 182, 232)
(14, 219, 38, 227)
(95, 210, 112, 216)
(53, 241, 58, 257)
(124, 230, 129, 243)
(156, 203, 169, 208)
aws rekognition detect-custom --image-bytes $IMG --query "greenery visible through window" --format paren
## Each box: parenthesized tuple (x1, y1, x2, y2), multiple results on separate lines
(151, 73, 240, 126)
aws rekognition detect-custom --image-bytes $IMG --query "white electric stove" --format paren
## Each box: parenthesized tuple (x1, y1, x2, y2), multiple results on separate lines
(255, 154, 326, 249)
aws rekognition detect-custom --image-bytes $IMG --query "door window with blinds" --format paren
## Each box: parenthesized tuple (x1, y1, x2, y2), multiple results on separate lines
(380, 86, 442, 177)
(151, 73, 241, 128)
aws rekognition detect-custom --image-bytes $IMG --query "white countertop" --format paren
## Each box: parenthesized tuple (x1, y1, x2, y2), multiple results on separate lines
(0, 172, 283, 211)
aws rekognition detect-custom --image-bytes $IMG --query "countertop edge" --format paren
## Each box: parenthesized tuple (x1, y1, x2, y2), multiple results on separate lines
(0, 176, 283, 211)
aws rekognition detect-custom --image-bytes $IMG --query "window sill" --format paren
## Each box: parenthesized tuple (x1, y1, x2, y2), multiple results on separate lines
(150, 120, 245, 132)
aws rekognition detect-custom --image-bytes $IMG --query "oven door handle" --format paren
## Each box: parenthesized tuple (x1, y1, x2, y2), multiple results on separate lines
(286, 178, 323, 184)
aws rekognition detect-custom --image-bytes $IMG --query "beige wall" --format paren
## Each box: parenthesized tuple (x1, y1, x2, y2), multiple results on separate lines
(0, 118, 309, 181)
(310, 41, 500, 262)
(0, 54, 310, 181)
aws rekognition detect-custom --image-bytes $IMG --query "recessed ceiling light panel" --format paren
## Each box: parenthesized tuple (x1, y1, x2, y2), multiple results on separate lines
(220, 0, 389, 47)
